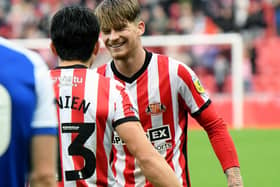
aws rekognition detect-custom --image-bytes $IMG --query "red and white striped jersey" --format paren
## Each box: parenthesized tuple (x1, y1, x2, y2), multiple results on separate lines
(94, 51, 211, 187)
(50, 65, 139, 187)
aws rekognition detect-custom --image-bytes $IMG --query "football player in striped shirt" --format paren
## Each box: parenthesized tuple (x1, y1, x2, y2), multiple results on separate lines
(94, 0, 243, 187)
(0, 37, 58, 187)
(49, 6, 182, 187)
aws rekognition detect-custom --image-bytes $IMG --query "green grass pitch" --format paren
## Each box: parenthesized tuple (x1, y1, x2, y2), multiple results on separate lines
(188, 129, 280, 187)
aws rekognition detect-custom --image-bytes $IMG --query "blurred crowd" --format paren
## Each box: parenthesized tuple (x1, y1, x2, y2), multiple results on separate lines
(1, 0, 279, 94)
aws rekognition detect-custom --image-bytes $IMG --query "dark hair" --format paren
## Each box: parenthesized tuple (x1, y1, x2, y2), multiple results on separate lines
(50, 6, 100, 62)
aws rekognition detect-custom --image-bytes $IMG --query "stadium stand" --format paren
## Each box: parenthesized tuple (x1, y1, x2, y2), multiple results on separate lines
(1, 0, 279, 93)
(1, 0, 280, 127)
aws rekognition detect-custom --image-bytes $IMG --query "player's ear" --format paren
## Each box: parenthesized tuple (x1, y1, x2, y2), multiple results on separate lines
(50, 42, 58, 56)
(137, 20, 145, 36)
(93, 39, 100, 55)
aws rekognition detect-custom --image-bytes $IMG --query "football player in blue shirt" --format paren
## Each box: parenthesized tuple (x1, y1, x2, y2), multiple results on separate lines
(0, 37, 58, 187)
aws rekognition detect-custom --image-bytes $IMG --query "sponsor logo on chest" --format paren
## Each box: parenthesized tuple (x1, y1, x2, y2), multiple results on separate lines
(112, 125, 172, 151)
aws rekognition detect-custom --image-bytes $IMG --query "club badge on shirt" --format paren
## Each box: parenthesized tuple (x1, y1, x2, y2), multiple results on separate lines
(145, 103, 166, 115)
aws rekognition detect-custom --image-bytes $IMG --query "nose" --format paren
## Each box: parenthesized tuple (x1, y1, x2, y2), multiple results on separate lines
(109, 30, 119, 40)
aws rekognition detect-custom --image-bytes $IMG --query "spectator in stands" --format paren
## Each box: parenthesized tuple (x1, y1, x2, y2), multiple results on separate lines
(274, 0, 280, 35)
(177, 2, 194, 34)
(213, 53, 229, 93)
(150, 4, 169, 35)
(243, 45, 253, 92)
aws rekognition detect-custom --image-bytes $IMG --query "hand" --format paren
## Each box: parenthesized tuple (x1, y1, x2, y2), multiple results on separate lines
(225, 167, 243, 187)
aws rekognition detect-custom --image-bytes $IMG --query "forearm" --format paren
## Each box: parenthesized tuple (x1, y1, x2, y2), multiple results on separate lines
(30, 135, 57, 187)
(225, 167, 243, 187)
(196, 104, 240, 170)
(208, 123, 240, 170)
(29, 173, 56, 187)
(136, 153, 182, 187)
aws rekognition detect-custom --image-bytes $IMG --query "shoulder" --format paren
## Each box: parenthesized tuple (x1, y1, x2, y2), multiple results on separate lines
(0, 37, 47, 71)
(150, 51, 188, 68)
(92, 61, 111, 76)
(151, 51, 195, 78)
(88, 69, 123, 88)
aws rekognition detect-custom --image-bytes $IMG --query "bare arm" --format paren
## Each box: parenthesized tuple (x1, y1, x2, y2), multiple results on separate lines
(116, 121, 182, 187)
(29, 135, 57, 187)
(225, 167, 243, 187)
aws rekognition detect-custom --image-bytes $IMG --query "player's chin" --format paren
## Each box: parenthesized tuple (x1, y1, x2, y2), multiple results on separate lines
(110, 50, 128, 60)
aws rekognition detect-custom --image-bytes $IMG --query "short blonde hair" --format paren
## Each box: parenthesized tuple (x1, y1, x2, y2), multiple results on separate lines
(95, 0, 141, 31)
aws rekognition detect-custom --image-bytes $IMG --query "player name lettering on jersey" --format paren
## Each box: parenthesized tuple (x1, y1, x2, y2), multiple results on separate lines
(56, 96, 91, 114)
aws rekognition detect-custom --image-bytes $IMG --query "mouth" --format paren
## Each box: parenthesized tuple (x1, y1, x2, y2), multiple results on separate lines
(108, 41, 126, 49)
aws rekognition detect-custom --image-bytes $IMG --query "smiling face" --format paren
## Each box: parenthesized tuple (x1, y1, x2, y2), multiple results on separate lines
(95, 0, 144, 60)
(101, 21, 144, 60)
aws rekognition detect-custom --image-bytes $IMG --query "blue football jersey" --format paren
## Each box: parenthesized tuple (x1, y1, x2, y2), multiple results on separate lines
(0, 37, 57, 187)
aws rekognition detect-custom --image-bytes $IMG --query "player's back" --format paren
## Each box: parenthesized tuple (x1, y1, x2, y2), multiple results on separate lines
(0, 37, 57, 186)
(50, 66, 137, 186)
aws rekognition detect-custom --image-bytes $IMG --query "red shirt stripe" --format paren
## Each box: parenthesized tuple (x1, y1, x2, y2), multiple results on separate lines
(158, 55, 176, 169)
(96, 76, 109, 186)
(71, 69, 88, 187)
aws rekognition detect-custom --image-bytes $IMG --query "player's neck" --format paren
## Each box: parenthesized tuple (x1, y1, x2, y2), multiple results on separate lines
(113, 48, 146, 78)
(58, 60, 92, 68)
